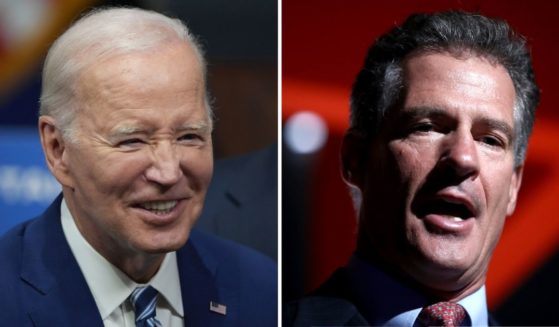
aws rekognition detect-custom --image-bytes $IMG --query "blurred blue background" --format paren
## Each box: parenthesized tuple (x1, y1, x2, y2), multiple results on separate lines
(0, 128, 60, 234)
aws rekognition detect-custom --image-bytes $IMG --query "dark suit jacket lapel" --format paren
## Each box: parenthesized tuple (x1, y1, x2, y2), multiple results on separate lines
(20, 196, 102, 327)
(177, 230, 226, 327)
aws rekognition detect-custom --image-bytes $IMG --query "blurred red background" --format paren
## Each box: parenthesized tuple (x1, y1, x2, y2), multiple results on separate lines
(282, 0, 559, 319)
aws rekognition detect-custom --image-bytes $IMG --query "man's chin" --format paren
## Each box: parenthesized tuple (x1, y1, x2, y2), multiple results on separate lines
(137, 232, 190, 254)
(140, 245, 181, 254)
(405, 252, 483, 296)
(415, 231, 478, 265)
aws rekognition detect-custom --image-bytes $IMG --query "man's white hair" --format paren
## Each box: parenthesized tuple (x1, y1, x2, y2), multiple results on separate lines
(39, 7, 210, 142)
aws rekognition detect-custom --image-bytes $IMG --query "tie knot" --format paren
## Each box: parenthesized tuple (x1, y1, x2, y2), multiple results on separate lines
(417, 302, 466, 327)
(130, 285, 161, 327)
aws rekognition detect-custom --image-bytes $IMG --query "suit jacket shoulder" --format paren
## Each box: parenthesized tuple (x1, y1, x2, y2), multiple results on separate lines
(179, 228, 277, 326)
(283, 268, 368, 326)
(0, 196, 102, 327)
(284, 296, 368, 327)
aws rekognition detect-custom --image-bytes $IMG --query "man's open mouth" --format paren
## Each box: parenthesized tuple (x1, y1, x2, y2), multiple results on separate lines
(415, 197, 475, 221)
(412, 189, 480, 223)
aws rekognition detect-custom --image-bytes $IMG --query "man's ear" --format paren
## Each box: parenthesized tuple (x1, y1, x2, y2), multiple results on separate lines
(506, 164, 524, 216)
(341, 131, 368, 189)
(38, 116, 74, 188)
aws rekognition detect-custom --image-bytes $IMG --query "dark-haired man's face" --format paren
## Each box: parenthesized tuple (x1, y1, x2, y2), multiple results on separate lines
(347, 52, 522, 298)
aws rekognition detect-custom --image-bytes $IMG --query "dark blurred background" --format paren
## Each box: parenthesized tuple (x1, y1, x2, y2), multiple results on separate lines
(282, 0, 559, 325)
(0, 0, 277, 233)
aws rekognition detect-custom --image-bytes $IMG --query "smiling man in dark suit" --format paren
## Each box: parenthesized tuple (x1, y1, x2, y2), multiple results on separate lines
(0, 7, 276, 326)
(285, 11, 539, 327)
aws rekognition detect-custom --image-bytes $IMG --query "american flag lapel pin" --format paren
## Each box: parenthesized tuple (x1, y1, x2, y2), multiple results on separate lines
(210, 301, 227, 315)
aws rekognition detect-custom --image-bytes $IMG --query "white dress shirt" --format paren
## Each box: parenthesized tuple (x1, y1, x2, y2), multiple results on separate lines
(60, 199, 185, 327)
(347, 255, 489, 327)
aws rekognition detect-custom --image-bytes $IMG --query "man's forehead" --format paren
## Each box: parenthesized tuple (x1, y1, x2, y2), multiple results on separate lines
(80, 43, 202, 85)
(403, 50, 515, 94)
(73, 40, 208, 122)
(401, 53, 516, 115)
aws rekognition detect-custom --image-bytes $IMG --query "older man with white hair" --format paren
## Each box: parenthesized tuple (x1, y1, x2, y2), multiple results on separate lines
(0, 7, 276, 327)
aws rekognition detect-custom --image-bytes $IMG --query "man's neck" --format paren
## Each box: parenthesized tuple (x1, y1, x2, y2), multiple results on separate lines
(346, 254, 488, 326)
(100, 247, 164, 283)
(354, 246, 484, 302)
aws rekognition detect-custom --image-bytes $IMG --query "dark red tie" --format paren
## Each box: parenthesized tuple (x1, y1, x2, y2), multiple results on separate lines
(416, 302, 466, 327)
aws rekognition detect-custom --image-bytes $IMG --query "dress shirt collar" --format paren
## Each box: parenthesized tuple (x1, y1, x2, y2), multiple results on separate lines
(346, 254, 488, 326)
(60, 198, 184, 320)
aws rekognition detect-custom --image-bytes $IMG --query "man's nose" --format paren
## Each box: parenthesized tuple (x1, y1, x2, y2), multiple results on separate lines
(144, 142, 182, 185)
(438, 130, 480, 180)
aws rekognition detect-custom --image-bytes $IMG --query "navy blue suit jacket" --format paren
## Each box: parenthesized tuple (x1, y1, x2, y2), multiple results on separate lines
(0, 196, 277, 326)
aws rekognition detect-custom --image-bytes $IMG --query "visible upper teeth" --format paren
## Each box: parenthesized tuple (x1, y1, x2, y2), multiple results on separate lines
(451, 217, 464, 222)
(140, 201, 177, 211)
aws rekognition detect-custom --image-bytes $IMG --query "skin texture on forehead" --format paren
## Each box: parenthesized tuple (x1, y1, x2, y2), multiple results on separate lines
(403, 51, 515, 124)
(41, 39, 213, 282)
(349, 52, 522, 301)
(76, 41, 206, 119)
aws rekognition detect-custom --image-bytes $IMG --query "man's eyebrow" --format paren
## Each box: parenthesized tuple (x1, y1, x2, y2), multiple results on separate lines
(109, 125, 150, 139)
(397, 106, 450, 122)
(107, 122, 211, 141)
(176, 122, 211, 133)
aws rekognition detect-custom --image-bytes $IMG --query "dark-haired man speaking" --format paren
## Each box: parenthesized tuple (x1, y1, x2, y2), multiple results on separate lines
(285, 11, 539, 327)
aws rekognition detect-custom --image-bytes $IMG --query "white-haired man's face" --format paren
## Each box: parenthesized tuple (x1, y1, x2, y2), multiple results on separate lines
(41, 41, 213, 278)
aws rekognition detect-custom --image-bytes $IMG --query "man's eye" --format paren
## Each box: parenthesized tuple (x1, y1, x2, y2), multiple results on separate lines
(178, 134, 201, 142)
(479, 135, 505, 148)
(410, 123, 435, 133)
(118, 138, 144, 147)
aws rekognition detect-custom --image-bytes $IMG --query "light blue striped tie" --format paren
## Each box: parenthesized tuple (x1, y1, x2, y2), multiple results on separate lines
(130, 285, 161, 327)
